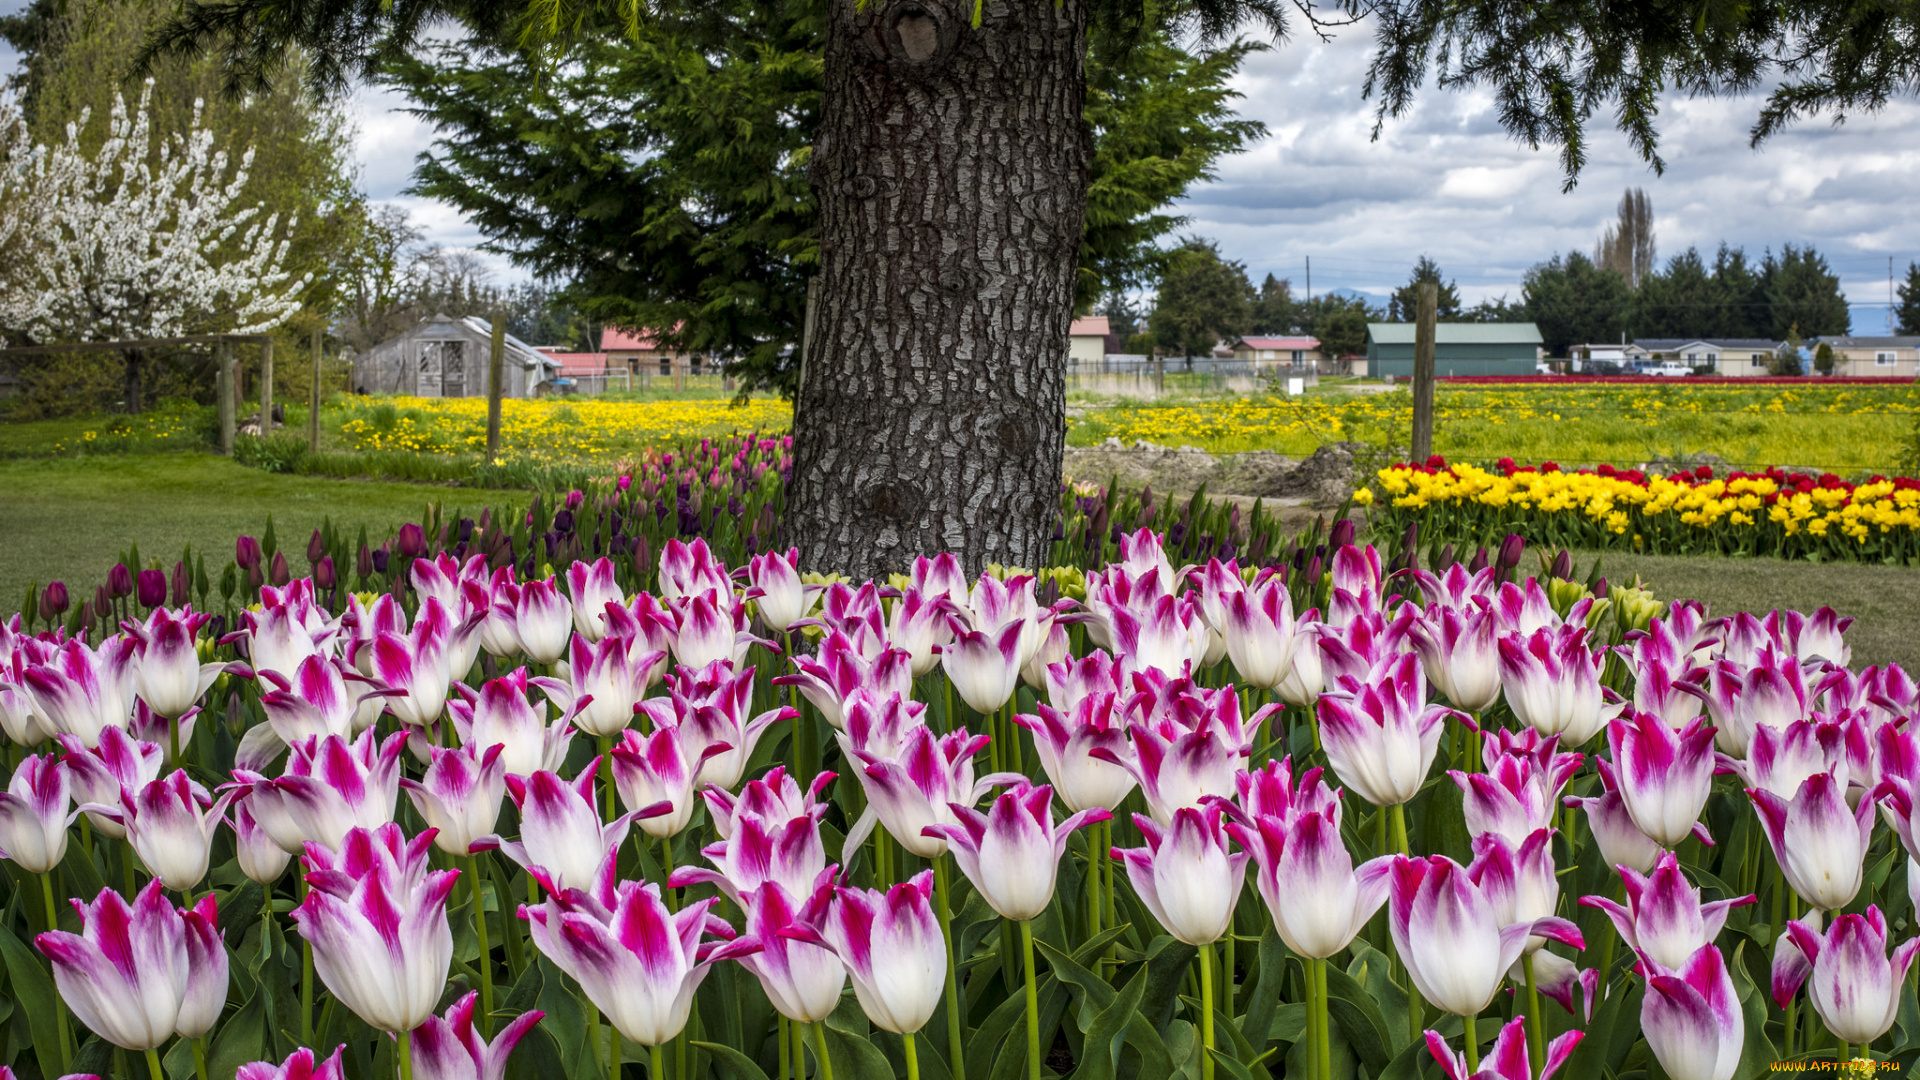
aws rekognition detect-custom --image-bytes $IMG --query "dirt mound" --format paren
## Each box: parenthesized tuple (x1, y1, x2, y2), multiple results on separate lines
(1063, 439, 1368, 507)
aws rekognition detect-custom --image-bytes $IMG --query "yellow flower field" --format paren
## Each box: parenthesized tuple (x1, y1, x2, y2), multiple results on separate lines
(334, 396, 793, 460)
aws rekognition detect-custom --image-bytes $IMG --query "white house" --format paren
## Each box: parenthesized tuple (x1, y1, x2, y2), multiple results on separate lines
(1231, 336, 1324, 366)
(1069, 316, 1112, 363)
(1633, 338, 1783, 377)
(1815, 336, 1920, 377)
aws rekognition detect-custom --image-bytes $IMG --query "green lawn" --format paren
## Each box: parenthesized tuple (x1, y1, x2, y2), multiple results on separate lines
(0, 454, 527, 609)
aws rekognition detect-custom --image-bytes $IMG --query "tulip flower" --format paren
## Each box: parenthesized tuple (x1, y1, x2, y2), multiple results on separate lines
(34, 880, 225, 1050)
(231, 800, 292, 884)
(610, 728, 716, 840)
(401, 744, 507, 857)
(371, 598, 466, 732)
(1451, 740, 1582, 845)
(666, 592, 762, 670)
(1490, 578, 1557, 636)
(23, 636, 138, 748)
(1274, 619, 1327, 708)
(1312, 608, 1409, 688)
(924, 781, 1108, 922)
(409, 991, 546, 1080)
(1317, 654, 1452, 809)
(120, 770, 236, 893)
(745, 548, 818, 634)
(57, 727, 161, 841)
(1607, 712, 1715, 849)
(0, 752, 75, 873)
(565, 558, 624, 642)
(1697, 647, 1810, 757)
(1581, 852, 1754, 973)
(884, 587, 950, 677)
(1114, 805, 1250, 945)
(1722, 716, 1856, 801)
(845, 725, 1000, 859)
(1386, 855, 1582, 1019)
(1467, 830, 1565, 954)
(524, 873, 755, 1049)
(0, 655, 52, 747)
(1772, 607, 1852, 668)
(1229, 802, 1390, 959)
(239, 581, 338, 680)
(1096, 719, 1239, 826)
(236, 1048, 349, 1080)
(704, 766, 835, 841)
(1020, 617, 1072, 690)
(942, 619, 1026, 715)
(258, 655, 373, 745)
(1409, 604, 1503, 713)
(475, 567, 525, 658)
(733, 879, 846, 1024)
(1042, 650, 1123, 712)
(1497, 625, 1607, 745)
(1425, 1015, 1582, 1080)
(487, 764, 656, 892)
(1214, 572, 1299, 690)
(794, 871, 947, 1035)
(637, 661, 794, 789)
(291, 823, 458, 1032)
(775, 630, 914, 729)
(657, 537, 734, 603)
(1749, 770, 1873, 911)
(502, 577, 573, 664)
(448, 668, 574, 778)
(1562, 758, 1668, 874)
(1778, 907, 1918, 1047)
(1014, 693, 1138, 813)
(538, 632, 659, 739)
(670, 800, 827, 904)
(124, 607, 228, 720)
(1105, 594, 1206, 680)
(1641, 945, 1745, 1080)
(1227, 756, 1342, 825)
(1618, 617, 1710, 728)
(265, 731, 406, 853)
(1410, 562, 1499, 612)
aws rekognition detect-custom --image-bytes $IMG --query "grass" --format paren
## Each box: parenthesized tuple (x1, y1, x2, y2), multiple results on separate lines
(1581, 550, 1920, 670)
(0, 454, 527, 611)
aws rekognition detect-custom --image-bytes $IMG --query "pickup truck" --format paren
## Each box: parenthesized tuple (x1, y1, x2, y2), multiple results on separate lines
(1643, 362, 1694, 377)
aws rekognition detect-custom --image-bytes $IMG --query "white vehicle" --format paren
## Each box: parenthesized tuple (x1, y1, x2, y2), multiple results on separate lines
(1645, 362, 1693, 377)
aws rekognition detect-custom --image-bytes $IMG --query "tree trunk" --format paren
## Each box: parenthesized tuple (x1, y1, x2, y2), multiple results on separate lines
(788, 0, 1090, 578)
(124, 349, 143, 414)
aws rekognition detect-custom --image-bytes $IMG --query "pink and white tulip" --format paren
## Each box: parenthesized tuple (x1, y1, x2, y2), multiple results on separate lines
(744, 549, 818, 634)
(941, 620, 1026, 715)
(258, 655, 369, 745)
(501, 577, 573, 664)
(1385, 854, 1582, 1017)
(1317, 654, 1452, 808)
(1750, 770, 1874, 911)
(565, 558, 625, 642)
(401, 744, 507, 857)
(545, 631, 664, 738)
(1114, 805, 1250, 945)
(1641, 946, 1744, 1080)
(638, 661, 794, 789)
(57, 727, 159, 841)
(34, 880, 226, 1049)
(1015, 693, 1138, 813)
(0, 752, 74, 872)
(1409, 604, 1503, 713)
(1426, 1015, 1582, 1080)
(1497, 625, 1607, 745)
(1697, 647, 1810, 757)
(121, 770, 236, 892)
(1779, 907, 1919, 1045)
(489, 764, 654, 891)
(1097, 719, 1240, 826)
(265, 731, 406, 853)
(733, 879, 846, 1024)
(792, 871, 947, 1035)
(1562, 758, 1668, 874)
(924, 782, 1109, 921)
(236, 1047, 348, 1080)
(845, 725, 1000, 859)
(1229, 801, 1391, 958)
(1607, 712, 1715, 849)
(231, 800, 292, 884)
(658, 538, 734, 603)
(448, 668, 574, 779)
(409, 991, 546, 1080)
(1451, 736, 1582, 844)
(23, 636, 138, 748)
(611, 728, 716, 839)
(124, 607, 228, 719)
(1581, 852, 1754, 973)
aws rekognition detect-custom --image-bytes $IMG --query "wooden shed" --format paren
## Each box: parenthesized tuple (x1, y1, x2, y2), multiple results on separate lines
(352, 314, 560, 398)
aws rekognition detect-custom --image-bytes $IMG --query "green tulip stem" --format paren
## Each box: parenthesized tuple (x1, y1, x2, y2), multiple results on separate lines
(1463, 711, 1480, 773)
(168, 711, 182, 770)
(600, 736, 616, 823)
(1021, 920, 1041, 1080)
(653, 1041, 666, 1080)
(1308, 702, 1322, 753)
(399, 1026, 415, 1080)
(122, 840, 140, 904)
(811, 1021, 836, 1080)
(1785, 891, 1801, 1058)
(1839, 1042, 1852, 1065)
(777, 1016, 791, 1080)
(1085, 829, 1102, 939)
(793, 1016, 808, 1079)
(145, 1046, 166, 1080)
(1102, 819, 1117, 940)
(1375, 805, 1389, 859)
(1463, 1011, 1480, 1075)
(1302, 954, 1318, 1080)
(1315, 957, 1332, 1080)
(934, 856, 966, 1078)
(1522, 953, 1546, 1080)
(41, 872, 74, 1070)
(1390, 801, 1411, 856)
(467, 854, 494, 1035)
(299, 875, 315, 1046)
(193, 1036, 210, 1080)
(1223, 928, 1237, 1019)
(904, 1032, 922, 1080)
(585, 1002, 606, 1080)
(1198, 940, 1216, 1080)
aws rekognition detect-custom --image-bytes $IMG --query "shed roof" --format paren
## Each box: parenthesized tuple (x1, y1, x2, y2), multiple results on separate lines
(1816, 336, 1920, 348)
(1368, 322, 1542, 345)
(1069, 316, 1111, 337)
(455, 316, 558, 373)
(1634, 338, 1783, 351)
(1236, 336, 1321, 350)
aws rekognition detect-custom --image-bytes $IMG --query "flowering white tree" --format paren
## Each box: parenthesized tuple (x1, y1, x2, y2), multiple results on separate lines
(0, 80, 308, 409)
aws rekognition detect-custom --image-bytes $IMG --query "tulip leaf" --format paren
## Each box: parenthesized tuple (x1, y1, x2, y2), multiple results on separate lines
(0, 918, 64, 1077)
(823, 1018, 900, 1080)
(1350, 944, 1411, 1054)
(1204, 1046, 1258, 1080)
(222, 882, 264, 952)
(61, 844, 108, 905)
(692, 1039, 774, 1080)
(534, 958, 590, 1076)
(163, 1031, 196, 1080)
(209, 989, 268, 1080)
(1140, 937, 1198, 1034)
(981, 977, 1068, 1080)
(1322, 963, 1393, 1068)
(1263, 1003, 1307, 1045)
(1372, 1032, 1431, 1080)
(1727, 942, 1778, 1080)
(1894, 970, 1920, 1053)
(1238, 927, 1285, 1049)
(1058, 955, 1148, 1080)
(1561, 974, 1641, 1080)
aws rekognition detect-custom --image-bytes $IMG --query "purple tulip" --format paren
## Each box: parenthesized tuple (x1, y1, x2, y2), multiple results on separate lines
(135, 570, 166, 609)
(42, 581, 70, 616)
(107, 563, 134, 600)
(1581, 852, 1754, 973)
(397, 523, 426, 558)
(34, 880, 227, 1048)
(923, 781, 1108, 921)
(292, 823, 458, 1032)
(236, 536, 263, 571)
(314, 556, 337, 591)
(409, 991, 545, 1080)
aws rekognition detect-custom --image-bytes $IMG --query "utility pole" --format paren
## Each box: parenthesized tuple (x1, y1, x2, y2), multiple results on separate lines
(1305, 256, 1311, 301)
(486, 313, 506, 463)
(1411, 283, 1438, 462)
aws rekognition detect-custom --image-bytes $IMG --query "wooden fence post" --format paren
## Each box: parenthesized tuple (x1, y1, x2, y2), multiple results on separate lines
(258, 337, 274, 436)
(308, 328, 323, 452)
(217, 340, 236, 455)
(486, 313, 505, 463)
(1411, 282, 1438, 462)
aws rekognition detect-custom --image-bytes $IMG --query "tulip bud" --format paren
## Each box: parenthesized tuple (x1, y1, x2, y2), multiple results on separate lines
(357, 544, 374, 578)
(1304, 555, 1323, 586)
(108, 563, 134, 599)
(236, 536, 263, 570)
(314, 556, 336, 590)
(1400, 520, 1419, 554)
(371, 547, 390, 574)
(456, 517, 475, 543)
(1328, 518, 1356, 549)
(1467, 546, 1490, 574)
(1498, 533, 1525, 570)
(397, 523, 426, 558)
(1433, 543, 1454, 571)
(307, 530, 326, 563)
(1550, 548, 1575, 581)
(136, 569, 166, 609)
(246, 563, 264, 591)
(1592, 577, 1609, 598)
(94, 585, 113, 619)
(42, 580, 69, 616)
(268, 552, 290, 587)
(170, 561, 191, 607)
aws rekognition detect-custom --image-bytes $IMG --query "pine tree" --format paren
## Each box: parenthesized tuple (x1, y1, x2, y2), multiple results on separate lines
(1149, 238, 1253, 360)
(1766, 244, 1850, 339)
(1896, 262, 1920, 336)
(1248, 274, 1297, 334)
(1523, 252, 1633, 355)
(1387, 256, 1462, 321)
(1632, 248, 1716, 339)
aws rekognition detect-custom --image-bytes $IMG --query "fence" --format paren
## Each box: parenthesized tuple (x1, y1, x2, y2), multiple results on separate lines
(546, 369, 740, 396)
(1066, 354, 1325, 398)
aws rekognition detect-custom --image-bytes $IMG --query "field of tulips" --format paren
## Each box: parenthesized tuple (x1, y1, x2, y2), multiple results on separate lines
(3, 465, 1919, 1080)
(1365, 457, 1920, 565)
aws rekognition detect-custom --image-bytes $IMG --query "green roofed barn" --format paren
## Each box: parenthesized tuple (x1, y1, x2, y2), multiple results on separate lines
(1364, 322, 1544, 377)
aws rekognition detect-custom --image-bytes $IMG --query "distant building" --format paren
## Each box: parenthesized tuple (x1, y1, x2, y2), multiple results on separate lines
(1633, 338, 1783, 377)
(1069, 316, 1111, 363)
(1365, 323, 1544, 377)
(1231, 336, 1323, 366)
(603, 326, 701, 376)
(352, 313, 558, 398)
(1814, 336, 1920, 377)
(1570, 343, 1651, 363)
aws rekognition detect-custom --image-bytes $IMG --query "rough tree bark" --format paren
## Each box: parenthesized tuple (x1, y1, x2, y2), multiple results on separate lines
(788, 0, 1091, 578)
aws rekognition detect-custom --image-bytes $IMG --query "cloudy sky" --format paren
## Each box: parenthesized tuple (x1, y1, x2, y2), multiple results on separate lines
(7, 12, 1917, 332)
